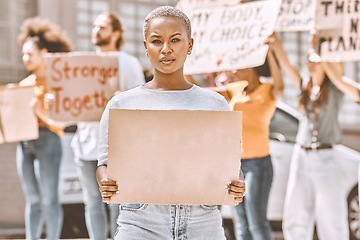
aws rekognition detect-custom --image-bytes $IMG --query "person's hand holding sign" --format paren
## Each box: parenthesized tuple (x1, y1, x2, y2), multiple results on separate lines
(227, 179, 246, 204)
(96, 165, 119, 203)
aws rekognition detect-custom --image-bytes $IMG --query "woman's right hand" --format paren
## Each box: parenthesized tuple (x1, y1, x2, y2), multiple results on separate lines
(98, 178, 119, 203)
(96, 165, 119, 203)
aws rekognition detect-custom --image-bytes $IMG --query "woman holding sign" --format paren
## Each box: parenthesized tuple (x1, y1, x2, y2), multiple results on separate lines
(273, 32, 360, 240)
(201, 33, 284, 240)
(96, 6, 245, 239)
(17, 17, 72, 240)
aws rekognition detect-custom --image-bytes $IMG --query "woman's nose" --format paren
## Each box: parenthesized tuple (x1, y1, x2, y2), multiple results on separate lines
(161, 42, 172, 54)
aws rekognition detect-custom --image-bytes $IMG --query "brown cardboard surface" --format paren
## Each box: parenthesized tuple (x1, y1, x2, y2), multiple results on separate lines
(44, 52, 119, 122)
(0, 84, 38, 143)
(107, 109, 242, 205)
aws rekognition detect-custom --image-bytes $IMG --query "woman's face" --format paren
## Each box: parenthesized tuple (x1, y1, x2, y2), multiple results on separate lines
(22, 40, 45, 73)
(234, 68, 257, 81)
(143, 16, 193, 75)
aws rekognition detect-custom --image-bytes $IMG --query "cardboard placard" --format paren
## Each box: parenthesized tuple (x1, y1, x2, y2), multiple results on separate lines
(107, 109, 242, 205)
(275, 0, 316, 32)
(0, 84, 38, 143)
(315, 0, 360, 61)
(184, 0, 282, 74)
(176, 0, 241, 12)
(44, 52, 119, 122)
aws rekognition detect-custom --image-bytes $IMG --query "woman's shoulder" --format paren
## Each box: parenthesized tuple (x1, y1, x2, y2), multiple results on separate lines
(19, 74, 36, 86)
(194, 85, 225, 98)
(112, 85, 144, 100)
(192, 85, 230, 110)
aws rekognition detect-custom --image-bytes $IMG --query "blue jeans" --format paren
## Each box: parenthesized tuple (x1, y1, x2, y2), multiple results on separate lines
(114, 204, 226, 240)
(233, 155, 273, 240)
(76, 159, 119, 240)
(16, 127, 63, 240)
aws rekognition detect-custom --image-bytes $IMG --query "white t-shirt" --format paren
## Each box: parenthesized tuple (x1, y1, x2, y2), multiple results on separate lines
(97, 85, 230, 166)
(71, 51, 145, 160)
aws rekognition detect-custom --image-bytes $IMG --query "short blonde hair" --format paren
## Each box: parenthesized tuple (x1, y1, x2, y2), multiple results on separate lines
(143, 6, 192, 40)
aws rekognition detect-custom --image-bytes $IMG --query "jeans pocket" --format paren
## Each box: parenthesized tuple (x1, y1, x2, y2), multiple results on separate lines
(200, 204, 218, 210)
(120, 203, 147, 211)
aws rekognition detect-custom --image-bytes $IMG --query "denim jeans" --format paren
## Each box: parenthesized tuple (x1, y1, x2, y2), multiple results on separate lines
(75, 159, 119, 240)
(16, 127, 63, 240)
(233, 155, 273, 240)
(114, 204, 226, 240)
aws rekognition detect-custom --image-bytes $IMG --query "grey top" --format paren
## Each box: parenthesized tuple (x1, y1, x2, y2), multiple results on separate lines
(296, 81, 344, 146)
(97, 85, 230, 166)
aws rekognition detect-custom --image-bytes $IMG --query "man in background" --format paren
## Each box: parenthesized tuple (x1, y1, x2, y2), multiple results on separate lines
(71, 12, 145, 240)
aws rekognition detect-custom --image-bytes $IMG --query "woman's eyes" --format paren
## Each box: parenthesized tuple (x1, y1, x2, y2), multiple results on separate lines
(151, 38, 181, 44)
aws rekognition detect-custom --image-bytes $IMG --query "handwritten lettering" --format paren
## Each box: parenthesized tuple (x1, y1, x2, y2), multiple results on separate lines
(50, 57, 118, 85)
(52, 86, 109, 118)
(210, 22, 269, 42)
(278, 17, 313, 29)
(320, 35, 360, 52)
(220, 6, 263, 24)
(320, 0, 360, 16)
(351, 18, 359, 33)
(279, 0, 313, 15)
(190, 11, 213, 27)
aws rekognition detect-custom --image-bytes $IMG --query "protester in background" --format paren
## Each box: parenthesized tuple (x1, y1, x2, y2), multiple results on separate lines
(17, 17, 72, 240)
(70, 12, 145, 240)
(96, 6, 245, 239)
(203, 33, 284, 240)
(273, 32, 360, 240)
(229, 33, 284, 240)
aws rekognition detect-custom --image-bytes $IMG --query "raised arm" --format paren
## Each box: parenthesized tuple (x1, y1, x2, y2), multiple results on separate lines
(321, 61, 360, 103)
(268, 32, 302, 88)
(266, 45, 284, 99)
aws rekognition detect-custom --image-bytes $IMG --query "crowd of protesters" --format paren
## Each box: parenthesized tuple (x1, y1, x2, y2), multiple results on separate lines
(5, 2, 360, 240)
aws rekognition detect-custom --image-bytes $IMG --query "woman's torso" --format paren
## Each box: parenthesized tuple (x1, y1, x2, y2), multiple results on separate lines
(227, 81, 276, 159)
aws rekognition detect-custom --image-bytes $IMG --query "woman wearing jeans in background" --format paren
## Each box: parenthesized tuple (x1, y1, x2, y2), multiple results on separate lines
(17, 17, 72, 240)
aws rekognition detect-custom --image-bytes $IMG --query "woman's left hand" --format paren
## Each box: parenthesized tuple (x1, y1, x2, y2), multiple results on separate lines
(227, 180, 246, 205)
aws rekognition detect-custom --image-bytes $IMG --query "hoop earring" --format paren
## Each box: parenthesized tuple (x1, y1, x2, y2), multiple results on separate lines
(187, 51, 192, 55)
(146, 52, 149, 57)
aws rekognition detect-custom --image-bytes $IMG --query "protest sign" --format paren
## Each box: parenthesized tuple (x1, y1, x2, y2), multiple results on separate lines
(176, 0, 240, 12)
(107, 109, 242, 205)
(315, 0, 360, 61)
(44, 52, 119, 122)
(184, 0, 282, 75)
(275, 0, 316, 32)
(0, 84, 38, 144)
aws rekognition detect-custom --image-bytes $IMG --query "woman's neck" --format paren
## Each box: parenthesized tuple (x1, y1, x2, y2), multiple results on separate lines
(144, 68, 193, 91)
(33, 65, 47, 79)
(244, 75, 261, 94)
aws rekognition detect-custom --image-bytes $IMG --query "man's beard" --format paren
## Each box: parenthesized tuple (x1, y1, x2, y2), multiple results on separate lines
(94, 35, 111, 47)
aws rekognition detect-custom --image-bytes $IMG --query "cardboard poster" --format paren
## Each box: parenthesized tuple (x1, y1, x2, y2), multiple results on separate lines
(0, 84, 38, 143)
(44, 52, 119, 122)
(275, 0, 316, 32)
(176, 0, 241, 12)
(184, 0, 282, 75)
(107, 109, 242, 205)
(315, 0, 360, 61)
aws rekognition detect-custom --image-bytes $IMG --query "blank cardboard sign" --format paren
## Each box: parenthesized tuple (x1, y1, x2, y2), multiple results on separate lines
(0, 85, 38, 144)
(107, 109, 242, 205)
